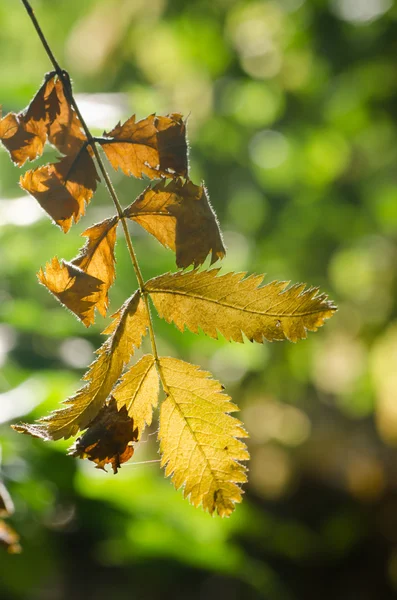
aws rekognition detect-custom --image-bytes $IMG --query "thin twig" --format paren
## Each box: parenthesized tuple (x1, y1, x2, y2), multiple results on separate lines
(20, 0, 161, 367)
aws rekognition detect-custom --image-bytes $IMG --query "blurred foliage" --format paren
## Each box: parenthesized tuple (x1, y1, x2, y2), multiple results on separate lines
(1, 0, 397, 598)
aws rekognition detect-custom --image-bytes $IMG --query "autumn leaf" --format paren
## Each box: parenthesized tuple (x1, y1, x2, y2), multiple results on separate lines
(0, 72, 56, 166)
(159, 357, 248, 517)
(124, 179, 225, 268)
(112, 354, 159, 439)
(13, 291, 149, 440)
(37, 257, 104, 327)
(100, 113, 187, 179)
(0, 520, 21, 554)
(147, 269, 337, 343)
(71, 217, 119, 317)
(0, 482, 14, 518)
(47, 75, 86, 155)
(20, 148, 100, 232)
(68, 397, 138, 473)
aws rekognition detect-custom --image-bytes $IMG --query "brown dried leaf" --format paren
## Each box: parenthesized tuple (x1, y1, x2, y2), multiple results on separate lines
(0, 482, 15, 518)
(147, 269, 337, 343)
(37, 257, 104, 327)
(71, 217, 119, 317)
(68, 397, 138, 473)
(100, 113, 187, 179)
(124, 179, 225, 268)
(0, 73, 56, 166)
(0, 520, 21, 554)
(112, 354, 159, 439)
(159, 357, 248, 517)
(13, 291, 149, 440)
(20, 148, 100, 232)
(48, 76, 86, 155)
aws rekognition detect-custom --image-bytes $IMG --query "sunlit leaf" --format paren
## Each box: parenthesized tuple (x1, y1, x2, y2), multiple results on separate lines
(100, 113, 187, 179)
(0, 520, 21, 554)
(20, 148, 100, 232)
(148, 269, 336, 343)
(112, 354, 159, 439)
(0, 482, 14, 518)
(159, 357, 248, 517)
(124, 179, 225, 268)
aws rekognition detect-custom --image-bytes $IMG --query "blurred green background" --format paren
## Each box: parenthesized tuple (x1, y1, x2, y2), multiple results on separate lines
(1, 0, 397, 598)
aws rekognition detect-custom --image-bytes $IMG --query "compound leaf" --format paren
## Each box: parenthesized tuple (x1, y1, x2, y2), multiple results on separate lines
(13, 291, 149, 440)
(124, 179, 225, 268)
(20, 148, 100, 232)
(147, 269, 337, 343)
(100, 113, 187, 179)
(68, 397, 138, 473)
(112, 354, 159, 439)
(159, 357, 248, 517)
(71, 217, 119, 317)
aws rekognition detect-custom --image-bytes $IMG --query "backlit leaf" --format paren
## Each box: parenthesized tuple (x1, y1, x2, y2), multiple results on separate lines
(47, 75, 86, 155)
(20, 148, 100, 232)
(100, 113, 187, 179)
(159, 357, 248, 516)
(148, 269, 336, 343)
(112, 354, 159, 439)
(68, 397, 138, 473)
(13, 291, 149, 440)
(0, 482, 14, 518)
(124, 179, 225, 268)
(38, 257, 104, 327)
(71, 217, 119, 317)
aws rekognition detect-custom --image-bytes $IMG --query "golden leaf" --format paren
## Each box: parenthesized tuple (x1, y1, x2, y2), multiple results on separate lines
(47, 76, 86, 155)
(38, 257, 104, 327)
(100, 113, 187, 179)
(158, 357, 248, 517)
(147, 269, 337, 343)
(0, 73, 56, 166)
(68, 397, 138, 473)
(124, 179, 225, 268)
(112, 354, 159, 439)
(20, 148, 100, 232)
(71, 217, 119, 317)
(0, 520, 21, 554)
(13, 291, 149, 440)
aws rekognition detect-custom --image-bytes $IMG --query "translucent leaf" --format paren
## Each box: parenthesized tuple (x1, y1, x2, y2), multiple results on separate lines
(159, 357, 248, 517)
(20, 148, 100, 232)
(100, 113, 187, 179)
(37, 257, 104, 327)
(112, 354, 159, 439)
(13, 291, 149, 440)
(124, 179, 225, 268)
(147, 269, 337, 343)
(71, 217, 119, 317)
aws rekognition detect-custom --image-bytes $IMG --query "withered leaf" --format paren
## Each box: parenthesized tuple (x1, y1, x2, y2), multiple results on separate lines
(0, 520, 21, 554)
(100, 113, 187, 179)
(0, 73, 56, 167)
(48, 76, 86, 155)
(68, 397, 138, 473)
(147, 269, 337, 343)
(20, 148, 100, 232)
(112, 354, 159, 439)
(37, 257, 104, 327)
(124, 179, 225, 268)
(0, 482, 15, 518)
(159, 357, 248, 517)
(71, 217, 119, 317)
(13, 291, 149, 440)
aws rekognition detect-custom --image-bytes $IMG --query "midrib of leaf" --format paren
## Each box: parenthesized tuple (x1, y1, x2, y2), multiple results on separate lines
(149, 286, 328, 318)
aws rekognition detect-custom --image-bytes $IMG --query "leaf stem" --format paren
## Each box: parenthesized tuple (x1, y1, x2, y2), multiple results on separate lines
(20, 0, 160, 365)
